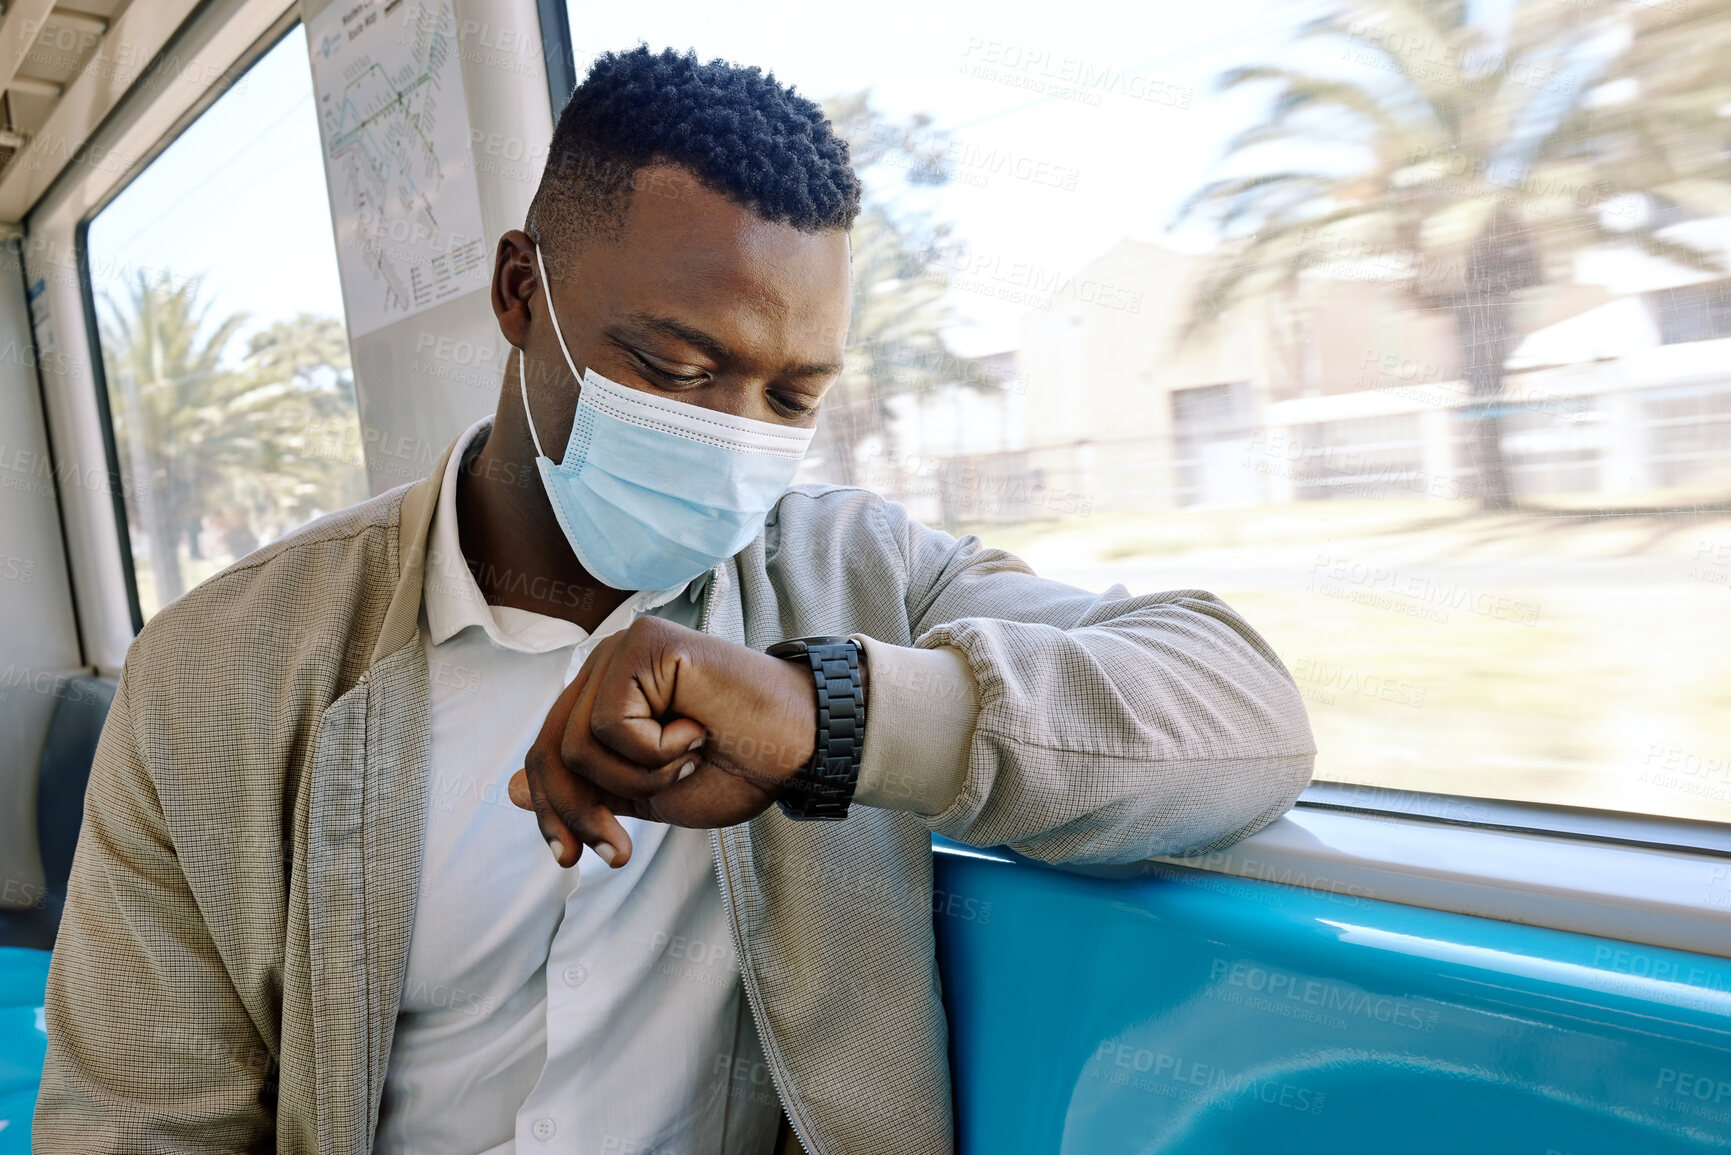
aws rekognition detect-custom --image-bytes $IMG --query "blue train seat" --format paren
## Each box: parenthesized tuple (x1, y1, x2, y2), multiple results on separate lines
(0, 676, 114, 1153)
(0, 676, 116, 951)
(932, 839, 1731, 1154)
(0, 949, 49, 1155)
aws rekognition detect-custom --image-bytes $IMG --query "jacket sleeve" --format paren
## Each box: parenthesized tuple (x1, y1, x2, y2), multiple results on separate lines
(34, 673, 275, 1153)
(851, 499, 1315, 866)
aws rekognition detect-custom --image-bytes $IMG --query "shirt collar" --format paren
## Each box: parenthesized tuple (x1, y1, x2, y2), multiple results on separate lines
(421, 416, 691, 653)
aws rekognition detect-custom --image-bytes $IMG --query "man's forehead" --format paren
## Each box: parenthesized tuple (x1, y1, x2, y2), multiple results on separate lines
(581, 175, 851, 343)
(610, 163, 826, 242)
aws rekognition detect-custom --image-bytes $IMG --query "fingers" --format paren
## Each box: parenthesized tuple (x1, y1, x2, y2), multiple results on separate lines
(517, 617, 797, 862)
(563, 635, 704, 801)
(560, 712, 696, 801)
(510, 766, 657, 823)
(523, 667, 634, 869)
(586, 631, 709, 766)
(525, 744, 633, 868)
(593, 711, 709, 771)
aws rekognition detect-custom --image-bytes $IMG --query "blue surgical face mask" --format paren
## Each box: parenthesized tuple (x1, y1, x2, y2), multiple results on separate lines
(518, 245, 817, 592)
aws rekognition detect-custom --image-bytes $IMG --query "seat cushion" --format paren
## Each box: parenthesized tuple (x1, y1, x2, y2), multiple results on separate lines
(0, 905, 58, 952)
(35, 677, 117, 901)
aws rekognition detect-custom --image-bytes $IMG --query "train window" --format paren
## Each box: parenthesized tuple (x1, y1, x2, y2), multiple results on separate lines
(560, 4, 1731, 824)
(84, 26, 362, 624)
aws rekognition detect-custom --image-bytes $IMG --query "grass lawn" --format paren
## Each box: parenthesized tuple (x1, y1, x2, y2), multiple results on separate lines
(964, 499, 1731, 825)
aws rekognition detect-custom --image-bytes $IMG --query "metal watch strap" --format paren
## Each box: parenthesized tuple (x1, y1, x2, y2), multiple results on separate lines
(767, 636, 865, 821)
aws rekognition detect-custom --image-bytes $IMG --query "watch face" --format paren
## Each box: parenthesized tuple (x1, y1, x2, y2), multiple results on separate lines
(767, 635, 855, 658)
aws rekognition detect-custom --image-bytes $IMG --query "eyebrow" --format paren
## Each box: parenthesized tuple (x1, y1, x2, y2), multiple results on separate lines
(622, 312, 843, 381)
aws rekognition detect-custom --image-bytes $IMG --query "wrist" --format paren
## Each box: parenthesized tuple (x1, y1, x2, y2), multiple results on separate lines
(698, 647, 817, 793)
(849, 639, 977, 816)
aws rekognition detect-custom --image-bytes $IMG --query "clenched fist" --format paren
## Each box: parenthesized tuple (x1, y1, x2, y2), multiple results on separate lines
(507, 616, 826, 869)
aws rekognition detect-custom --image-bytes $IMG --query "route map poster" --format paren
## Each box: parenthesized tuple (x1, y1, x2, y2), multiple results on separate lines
(307, 0, 490, 338)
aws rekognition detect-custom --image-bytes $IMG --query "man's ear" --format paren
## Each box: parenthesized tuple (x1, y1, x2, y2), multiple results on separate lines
(492, 229, 539, 350)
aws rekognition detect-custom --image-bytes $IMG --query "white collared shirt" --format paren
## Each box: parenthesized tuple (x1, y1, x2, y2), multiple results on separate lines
(374, 417, 781, 1155)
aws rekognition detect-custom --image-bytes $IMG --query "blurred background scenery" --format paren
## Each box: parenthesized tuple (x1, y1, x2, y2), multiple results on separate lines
(87, 0, 1731, 822)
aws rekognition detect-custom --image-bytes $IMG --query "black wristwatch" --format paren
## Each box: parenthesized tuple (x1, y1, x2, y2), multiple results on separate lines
(766, 635, 866, 821)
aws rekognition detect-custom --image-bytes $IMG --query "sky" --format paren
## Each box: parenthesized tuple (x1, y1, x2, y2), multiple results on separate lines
(86, 27, 340, 349)
(84, 1, 1325, 357)
(567, 0, 1324, 352)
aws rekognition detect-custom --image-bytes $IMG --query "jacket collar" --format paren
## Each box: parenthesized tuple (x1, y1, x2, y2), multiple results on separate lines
(370, 437, 457, 666)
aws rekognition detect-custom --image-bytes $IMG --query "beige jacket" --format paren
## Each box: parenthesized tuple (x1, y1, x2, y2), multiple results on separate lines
(34, 437, 1315, 1154)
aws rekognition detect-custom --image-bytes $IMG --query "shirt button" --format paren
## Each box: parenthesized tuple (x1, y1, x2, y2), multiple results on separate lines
(562, 963, 587, 987)
(531, 1116, 557, 1142)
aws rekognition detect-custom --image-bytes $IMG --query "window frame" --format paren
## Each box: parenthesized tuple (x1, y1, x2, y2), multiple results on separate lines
(75, 9, 313, 634)
(19, 0, 306, 672)
(73, 214, 145, 636)
(947, 806, 1731, 959)
(535, 0, 576, 115)
(1297, 783, 1731, 859)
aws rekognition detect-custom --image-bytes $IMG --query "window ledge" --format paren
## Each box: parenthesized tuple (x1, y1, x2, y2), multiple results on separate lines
(1154, 808, 1731, 960)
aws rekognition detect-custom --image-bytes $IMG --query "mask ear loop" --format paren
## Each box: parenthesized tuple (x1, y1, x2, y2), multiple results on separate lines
(520, 242, 586, 461)
(517, 343, 545, 460)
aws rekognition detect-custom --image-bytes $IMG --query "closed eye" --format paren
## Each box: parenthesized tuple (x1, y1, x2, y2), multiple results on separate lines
(630, 348, 708, 387)
(768, 392, 819, 419)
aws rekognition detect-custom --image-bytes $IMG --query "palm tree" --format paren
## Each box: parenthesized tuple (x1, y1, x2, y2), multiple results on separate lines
(98, 272, 363, 608)
(100, 272, 250, 602)
(1175, 0, 1731, 510)
(817, 93, 960, 487)
(235, 313, 370, 527)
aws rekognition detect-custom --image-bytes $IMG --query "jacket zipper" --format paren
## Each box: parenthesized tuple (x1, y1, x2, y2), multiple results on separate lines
(698, 568, 821, 1155)
(712, 829, 820, 1155)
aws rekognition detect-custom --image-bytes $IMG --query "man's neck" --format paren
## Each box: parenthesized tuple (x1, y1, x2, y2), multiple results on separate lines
(455, 424, 632, 633)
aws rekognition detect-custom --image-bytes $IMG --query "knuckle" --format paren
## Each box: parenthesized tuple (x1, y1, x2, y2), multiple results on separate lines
(590, 719, 641, 761)
(553, 796, 592, 835)
(632, 613, 676, 647)
(524, 746, 548, 781)
(589, 759, 647, 798)
(560, 729, 584, 767)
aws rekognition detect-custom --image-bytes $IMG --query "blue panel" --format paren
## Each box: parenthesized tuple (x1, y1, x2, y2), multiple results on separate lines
(0, 948, 48, 1155)
(933, 849, 1731, 1155)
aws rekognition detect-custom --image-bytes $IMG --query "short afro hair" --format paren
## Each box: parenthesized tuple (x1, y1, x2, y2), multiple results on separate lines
(526, 47, 862, 266)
